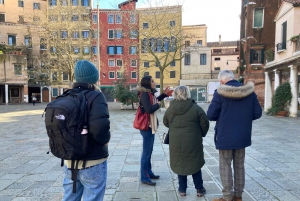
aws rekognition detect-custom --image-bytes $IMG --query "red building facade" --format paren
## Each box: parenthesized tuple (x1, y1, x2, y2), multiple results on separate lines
(91, 0, 139, 89)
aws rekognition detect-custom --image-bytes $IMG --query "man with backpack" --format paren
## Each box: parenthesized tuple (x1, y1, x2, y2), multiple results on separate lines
(45, 60, 110, 201)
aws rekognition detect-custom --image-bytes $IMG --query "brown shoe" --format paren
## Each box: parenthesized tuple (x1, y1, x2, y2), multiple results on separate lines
(233, 197, 242, 201)
(212, 198, 233, 201)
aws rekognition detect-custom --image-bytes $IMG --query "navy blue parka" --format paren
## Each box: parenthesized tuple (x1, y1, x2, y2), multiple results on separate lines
(207, 80, 262, 150)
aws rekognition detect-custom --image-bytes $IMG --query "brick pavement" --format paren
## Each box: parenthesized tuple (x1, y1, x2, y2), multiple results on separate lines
(0, 102, 299, 201)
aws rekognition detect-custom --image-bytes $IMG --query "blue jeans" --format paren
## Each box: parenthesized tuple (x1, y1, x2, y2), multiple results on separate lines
(178, 169, 204, 192)
(140, 128, 155, 182)
(62, 160, 107, 201)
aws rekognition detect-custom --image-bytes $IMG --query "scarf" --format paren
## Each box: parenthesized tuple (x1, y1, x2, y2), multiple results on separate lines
(149, 94, 158, 134)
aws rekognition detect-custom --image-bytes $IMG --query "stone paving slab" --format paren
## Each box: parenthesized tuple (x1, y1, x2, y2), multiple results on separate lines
(0, 102, 299, 201)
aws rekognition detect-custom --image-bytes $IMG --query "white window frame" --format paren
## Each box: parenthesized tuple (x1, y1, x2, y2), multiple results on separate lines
(144, 61, 149, 68)
(109, 71, 115, 79)
(52, 72, 58, 81)
(131, 71, 137, 79)
(108, 30, 114, 39)
(92, 14, 97, 24)
(253, 8, 264, 28)
(130, 46, 137, 55)
(52, 88, 58, 97)
(83, 46, 90, 54)
(115, 30, 122, 39)
(14, 65, 22, 75)
(108, 14, 114, 24)
(116, 59, 122, 67)
(0, 13, 5, 22)
(108, 59, 115, 67)
(115, 14, 122, 24)
(116, 72, 122, 79)
(130, 14, 136, 24)
(82, 30, 89, 39)
(170, 70, 176, 78)
(131, 60, 137, 67)
(130, 30, 138, 39)
(33, 3, 40, 9)
(62, 72, 69, 81)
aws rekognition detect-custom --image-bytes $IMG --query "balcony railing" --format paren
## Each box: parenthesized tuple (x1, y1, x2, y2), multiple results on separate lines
(276, 42, 286, 52)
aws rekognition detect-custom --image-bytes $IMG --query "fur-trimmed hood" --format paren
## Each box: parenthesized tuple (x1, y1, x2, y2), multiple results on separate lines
(137, 86, 157, 94)
(217, 81, 254, 99)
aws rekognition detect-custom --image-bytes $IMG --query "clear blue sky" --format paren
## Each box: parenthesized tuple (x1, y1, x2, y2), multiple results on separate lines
(92, 0, 241, 42)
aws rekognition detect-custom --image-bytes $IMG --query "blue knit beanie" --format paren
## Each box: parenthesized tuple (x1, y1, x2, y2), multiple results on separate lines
(74, 60, 99, 84)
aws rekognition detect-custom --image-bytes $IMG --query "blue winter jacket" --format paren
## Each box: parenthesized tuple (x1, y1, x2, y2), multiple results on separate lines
(207, 80, 262, 150)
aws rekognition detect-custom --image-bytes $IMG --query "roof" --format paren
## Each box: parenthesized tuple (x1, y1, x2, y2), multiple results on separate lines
(118, 0, 138, 8)
(207, 41, 239, 47)
(283, 0, 300, 4)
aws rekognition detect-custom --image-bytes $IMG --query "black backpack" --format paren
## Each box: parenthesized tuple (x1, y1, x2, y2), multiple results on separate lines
(44, 88, 98, 193)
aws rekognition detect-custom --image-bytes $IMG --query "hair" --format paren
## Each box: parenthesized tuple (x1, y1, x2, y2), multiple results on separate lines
(218, 70, 234, 82)
(173, 85, 191, 101)
(140, 76, 153, 90)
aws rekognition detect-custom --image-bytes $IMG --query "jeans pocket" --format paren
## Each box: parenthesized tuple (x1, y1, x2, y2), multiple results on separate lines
(81, 162, 106, 181)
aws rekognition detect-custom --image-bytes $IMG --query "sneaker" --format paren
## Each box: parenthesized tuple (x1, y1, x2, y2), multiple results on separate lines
(212, 198, 233, 201)
(197, 188, 206, 197)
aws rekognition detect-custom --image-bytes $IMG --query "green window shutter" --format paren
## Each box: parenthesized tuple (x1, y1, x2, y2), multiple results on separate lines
(250, 49, 254, 64)
(282, 21, 287, 49)
(261, 49, 265, 63)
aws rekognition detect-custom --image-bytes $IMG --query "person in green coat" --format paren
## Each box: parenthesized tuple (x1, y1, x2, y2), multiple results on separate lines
(163, 85, 209, 197)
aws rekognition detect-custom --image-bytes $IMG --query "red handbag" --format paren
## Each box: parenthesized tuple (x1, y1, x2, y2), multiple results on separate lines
(133, 92, 152, 130)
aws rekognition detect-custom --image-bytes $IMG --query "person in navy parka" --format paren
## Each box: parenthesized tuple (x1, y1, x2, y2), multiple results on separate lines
(207, 70, 262, 201)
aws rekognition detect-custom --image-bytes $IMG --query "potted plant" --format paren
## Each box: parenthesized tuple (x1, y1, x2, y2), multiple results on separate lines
(266, 82, 292, 116)
(264, 48, 274, 63)
(290, 34, 300, 43)
(236, 65, 245, 75)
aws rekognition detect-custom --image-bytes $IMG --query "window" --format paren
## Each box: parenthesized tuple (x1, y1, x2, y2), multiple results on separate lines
(116, 72, 122, 79)
(71, 14, 79, 21)
(163, 37, 170, 52)
(116, 46, 123, 54)
(156, 38, 163, 52)
(142, 38, 148, 53)
(49, 0, 56, 6)
(0, 0, 4, 4)
(92, 30, 97, 39)
(108, 14, 114, 24)
(130, 14, 136, 23)
(130, 46, 137, 54)
(49, 15, 58, 22)
(143, 22, 149, 29)
(144, 72, 149, 77)
(150, 38, 156, 52)
(52, 72, 58, 81)
(200, 54, 206, 65)
(29, 71, 34, 79)
(63, 72, 68, 81)
(50, 46, 57, 53)
(169, 20, 175, 27)
(155, 61, 159, 67)
(155, 71, 160, 78)
(250, 49, 264, 64)
(116, 14, 121, 24)
(115, 30, 122, 39)
(40, 38, 47, 49)
(0, 13, 5, 22)
(82, 0, 89, 6)
(130, 30, 138, 39)
(253, 8, 264, 28)
(131, 72, 137, 79)
(33, 17, 39, 22)
(61, 0, 67, 6)
(131, 60, 137, 67)
(214, 67, 220, 71)
(185, 41, 190, 48)
(71, 0, 78, 6)
(82, 14, 89, 21)
(170, 71, 175, 78)
(93, 46, 97, 54)
(14, 65, 22, 75)
(24, 36, 32, 48)
(197, 40, 202, 45)
(18, 0, 24, 7)
(19, 16, 24, 23)
(116, 60, 122, 67)
(144, 61, 149, 67)
(184, 54, 190, 65)
(170, 60, 175, 66)
(170, 36, 176, 52)
(109, 72, 115, 79)
(52, 88, 58, 97)
(61, 15, 68, 21)
(73, 46, 80, 54)
(83, 46, 90, 54)
(92, 14, 97, 24)
(214, 58, 220, 61)
(108, 30, 114, 39)
(108, 60, 115, 67)
(82, 30, 89, 39)
(61, 31, 67, 39)
(41, 61, 45, 67)
(107, 46, 115, 55)
(279, 21, 287, 50)
(8, 35, 16, 46)
(72, 31, 79, 39)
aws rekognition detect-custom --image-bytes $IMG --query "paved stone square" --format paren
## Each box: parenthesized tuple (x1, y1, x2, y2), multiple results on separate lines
(0, 102, 299, 201)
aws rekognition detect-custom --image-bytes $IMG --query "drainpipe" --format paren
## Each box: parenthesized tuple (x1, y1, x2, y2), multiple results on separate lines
(3, 59, 6, 82)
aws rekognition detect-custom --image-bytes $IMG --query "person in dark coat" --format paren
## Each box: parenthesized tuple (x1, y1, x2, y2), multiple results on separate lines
(207, 70, 262, 201)
(137, 76, 172, 186)
(63, 60, 110, 201)
(163, 85, 209, 197)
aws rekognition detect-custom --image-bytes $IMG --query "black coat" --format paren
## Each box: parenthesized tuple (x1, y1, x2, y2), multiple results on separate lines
(73, 83, 110, 160)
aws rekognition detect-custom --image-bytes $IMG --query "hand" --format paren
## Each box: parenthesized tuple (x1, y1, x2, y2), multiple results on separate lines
(157, 101, 161, 105)
(163, 86, 173, 96)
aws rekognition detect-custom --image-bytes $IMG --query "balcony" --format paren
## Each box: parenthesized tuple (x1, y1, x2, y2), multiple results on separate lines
(276, 42, 286, 53)
(295, 39, 300, 52)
